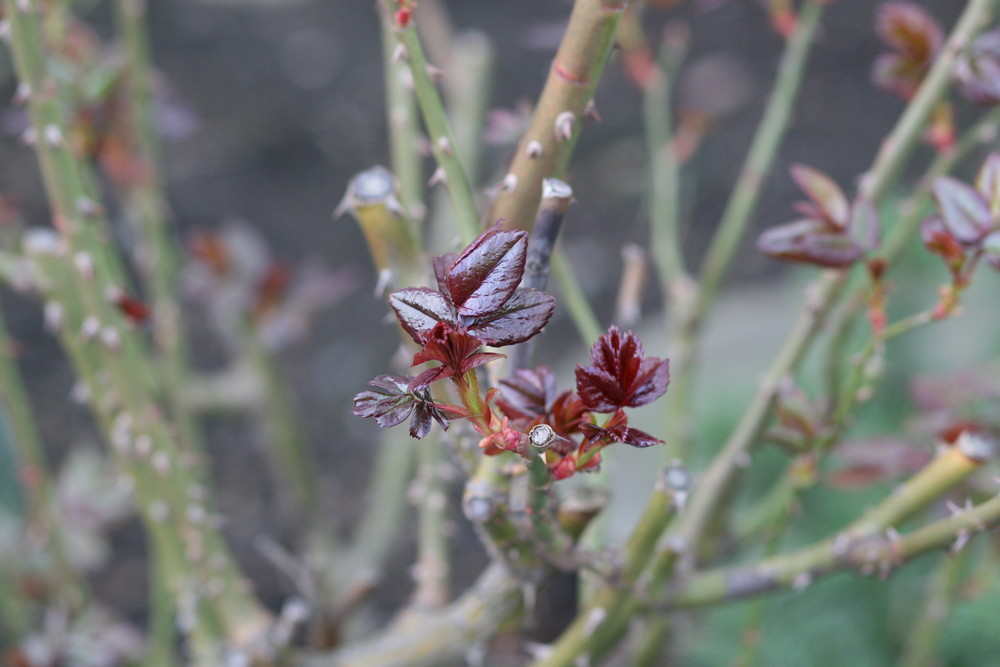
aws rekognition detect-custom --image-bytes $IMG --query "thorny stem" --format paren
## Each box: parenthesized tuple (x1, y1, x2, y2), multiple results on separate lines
(5, 0, 271, 654)
(488, 0, 627, 232)
(555, 440, 991, 667)
(338, 170, 428, 608)
(380, 7, 452, 609)
(392, 5, 479, 244)
(531, 464, 689, 667)
(427, 30, 494, 253)
(667, 444, 996, 610)
(411, 428, 451, 608)
(380, 6, 424, 221)
(832, 310, 935, 428)
(667, 0, 999, 574)
(112, 0, 206, 470)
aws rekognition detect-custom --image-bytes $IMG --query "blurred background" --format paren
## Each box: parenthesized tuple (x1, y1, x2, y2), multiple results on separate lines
(2, 0, 1000, 664)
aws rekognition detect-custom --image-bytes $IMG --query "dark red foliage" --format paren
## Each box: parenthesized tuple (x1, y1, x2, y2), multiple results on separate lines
(872, 2, 942, 100)
(923, 154, 1000, 280)
(389, 226, 555, 348)
(353, 375, 451, 439)
(920, 216, 966, 275)
(447, 227, 527, 317)
(409, 323, 504, 391)
(932, 177, 992, 244)
(757, 165, 879, 268)
(575, 326, 670, 413)
(580, 409, 662, 449)
(757, 220, 866, 268)
(955, 30, 1000, 105)
(498, 366, 559, 420)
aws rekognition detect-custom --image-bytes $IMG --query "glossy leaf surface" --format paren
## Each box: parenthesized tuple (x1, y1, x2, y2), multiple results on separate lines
(447, 227, 528, 317)
(575, 327, 669, 413)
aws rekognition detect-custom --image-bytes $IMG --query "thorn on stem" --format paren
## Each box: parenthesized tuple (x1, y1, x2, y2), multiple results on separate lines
(74, 252, 94, 278)
(426, 63, 445, 83)
(428, 166, 446, 187)
(554, 111, 575, 142)
(501, 173, 518, 194)
(391, 43, 408, 63)
(952, 529, 971, 553)
(585, 100, 601, 123)
(80, 317, 100, 340)
(436, 135, 453, 156)
(526, 140, 543, 159)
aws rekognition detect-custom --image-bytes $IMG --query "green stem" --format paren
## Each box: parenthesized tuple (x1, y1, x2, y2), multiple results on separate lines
(411, 431, 451, 608)
(393, 8, 479, 244)
(381, 3, 424, 220)
(488, 0, 627, 232)
(668, 0, 823, 460)
(645, 26, 689, 291)
(551, 249, 603, 346)
(532, 464, 689, 667)
(7, 0, 271, 647)
(114, 0, 208, 481)
(669, 445, 995, 610)
(694, 0, 824, 317)
(860, 0, 999, 203)
(643, 24, 693, 458)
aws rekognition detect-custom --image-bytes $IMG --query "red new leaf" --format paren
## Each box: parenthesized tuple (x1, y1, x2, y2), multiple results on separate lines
(757, 219, 866, 268)
(464, 288, 555, 346)
(446, 226, 528, 317)
(575, 327, 669, 413)
(389, 287, 456, 343)
(498, 366, 559, 419)
(932, 177, 991, 244)
(790, 164, 849, 229)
